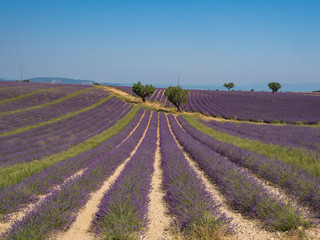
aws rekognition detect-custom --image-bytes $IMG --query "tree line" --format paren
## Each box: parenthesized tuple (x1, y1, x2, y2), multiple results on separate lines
(132, 81, 282, 112)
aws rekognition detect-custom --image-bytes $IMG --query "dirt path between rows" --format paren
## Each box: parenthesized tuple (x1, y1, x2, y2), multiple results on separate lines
(143, 116, 171, 240)
(0, 169, 86, 234)
(173, 115, 320, 239)
(57, 112, 153, 240)
(167, 115, 276, 240)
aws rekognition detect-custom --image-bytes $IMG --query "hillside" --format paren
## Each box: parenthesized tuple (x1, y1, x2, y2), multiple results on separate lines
(0, 82, 320, 240)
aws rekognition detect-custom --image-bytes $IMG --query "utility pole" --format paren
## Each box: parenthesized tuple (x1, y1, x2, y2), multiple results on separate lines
(178, 75, 180, 86)
(18, 64, 23, 81)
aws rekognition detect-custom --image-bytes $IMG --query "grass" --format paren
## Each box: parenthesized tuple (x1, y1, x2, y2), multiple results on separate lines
(183, 114, 320, 177)
(0, 92, 110, 137)
(0, 87, 93, 116)
(0, 86, 62, 104)
(0, 105, 141, 189)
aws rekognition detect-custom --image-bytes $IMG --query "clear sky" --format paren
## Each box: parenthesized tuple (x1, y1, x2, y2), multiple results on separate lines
(1, 0, 319, 88)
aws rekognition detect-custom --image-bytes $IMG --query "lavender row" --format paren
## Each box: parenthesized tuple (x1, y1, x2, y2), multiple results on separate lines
(184, 90, 320, 124)
(0, 98, 131, 167)
(0, 96, 121, 146)
(0, 96, 119, 144)
(178, 116, 320, 216)
(168, 115, 310, 231)
(1, 110, 151, 239)
(114, 85, 320, 123)
(201, 119, 320, 154)
(0, 83, 68, 101)
(0, 87, 109, 132)
(0, 85, 89, 113)
(0, 108, 147, 219)
(91, 112, 158, 239)
(159, 113, 232, 237)
(0, 81, 34, 88)
(114, 86, 174, 107)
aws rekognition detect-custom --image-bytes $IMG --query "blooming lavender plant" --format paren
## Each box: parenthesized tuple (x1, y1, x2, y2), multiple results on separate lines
(159, 113, 232, 238)
(188, 90, 320, 123)
(0, 98, 131, 167)
(0, 85, 89, 113)
(1, 110, 152, 240)
(91, 112, 158, 239)
(0, 82, 65, 101)
(168, 115, 311, 231)
(0, 108, 146, 217)
(0, 88, 109, 132)
(177, 116, 320, 217)
(200, 119, 320, 154)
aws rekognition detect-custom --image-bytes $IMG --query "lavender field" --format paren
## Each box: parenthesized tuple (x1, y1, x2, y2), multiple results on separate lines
(114, 86, 320, 124)
(0, 82, 320, 239)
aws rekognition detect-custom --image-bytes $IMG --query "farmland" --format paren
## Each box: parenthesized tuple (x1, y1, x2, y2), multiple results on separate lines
(0, 82, 320, 240)
(115, 86, 320, 124)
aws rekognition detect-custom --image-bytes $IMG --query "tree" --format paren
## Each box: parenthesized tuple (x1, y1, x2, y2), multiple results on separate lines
(132, 81, 155, 102)
(165, 86, 189, 112)
(223, 82, 235, 91)
(268, 82, 281, 93)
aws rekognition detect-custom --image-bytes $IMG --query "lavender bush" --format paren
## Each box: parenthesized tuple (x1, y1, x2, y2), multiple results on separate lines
(0, 82, 66, 101)
(0, 98, 131, 167)
(0, 85, 89, 113)
(0, 88, 109, 132)
(185, 90, 320, 124)
(91, 112, 158, 239)
(159, 113, 232, 238)
(168, 115, 311, 231)
(1, 110, 152, 239)
(200, 119, 320, 154)
(178, 116, 320, 216)
(0, 108, 146, 217)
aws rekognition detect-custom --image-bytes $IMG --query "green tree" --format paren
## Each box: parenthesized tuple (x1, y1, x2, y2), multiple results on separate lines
(223, 82, 235, 91)
(165, 86, 189, 112)
(268, 82, 281, 93)
(132, 81, 155, 102)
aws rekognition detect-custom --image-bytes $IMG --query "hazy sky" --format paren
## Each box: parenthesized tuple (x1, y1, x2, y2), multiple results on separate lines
(1, 0, 319, 87)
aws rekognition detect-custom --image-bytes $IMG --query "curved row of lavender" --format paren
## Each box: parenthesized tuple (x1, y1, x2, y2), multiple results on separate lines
(200, 119, 320, 154)
(0, 97, 128, 146)
(2, 110, 150, 239)
(1, 110, 151, 240)
(177, 116, 320, 219)
(0, 98, 132, 167)
(0, 81, 35, 88)
(0, 87, 109, 132)
(159, 113, 232, 236)
(92, 112, 157, 239)
(0, 85, 90, 113)
(184, 90, 320, 124)
(0, 108, 146, 218)
(168, 115, 311, 231)
(113, 86, 320, 123)
(0, 82, 76, 101)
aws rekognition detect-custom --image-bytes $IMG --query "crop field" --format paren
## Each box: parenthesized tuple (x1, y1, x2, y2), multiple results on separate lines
(0, 82, 320, 240)
(114, 86, 320, 124)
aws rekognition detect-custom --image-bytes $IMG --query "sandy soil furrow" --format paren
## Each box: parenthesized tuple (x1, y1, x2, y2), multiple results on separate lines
(174, 116, 320, 238)
(57, 112, 153, 240)
(167, 115, 276, 240)
(116, 109, 145, 148)
(143, 115, 171, 240)
(0, 169, 86, 234)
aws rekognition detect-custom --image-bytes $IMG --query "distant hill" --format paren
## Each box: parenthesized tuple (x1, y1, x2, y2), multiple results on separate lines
(1, 77, 319, 92)
(0, 77, 126, 86)
(28, 77, 96, 85)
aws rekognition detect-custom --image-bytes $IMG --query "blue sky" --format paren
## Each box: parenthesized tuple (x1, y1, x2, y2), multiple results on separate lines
(1, 0, 319, 89)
